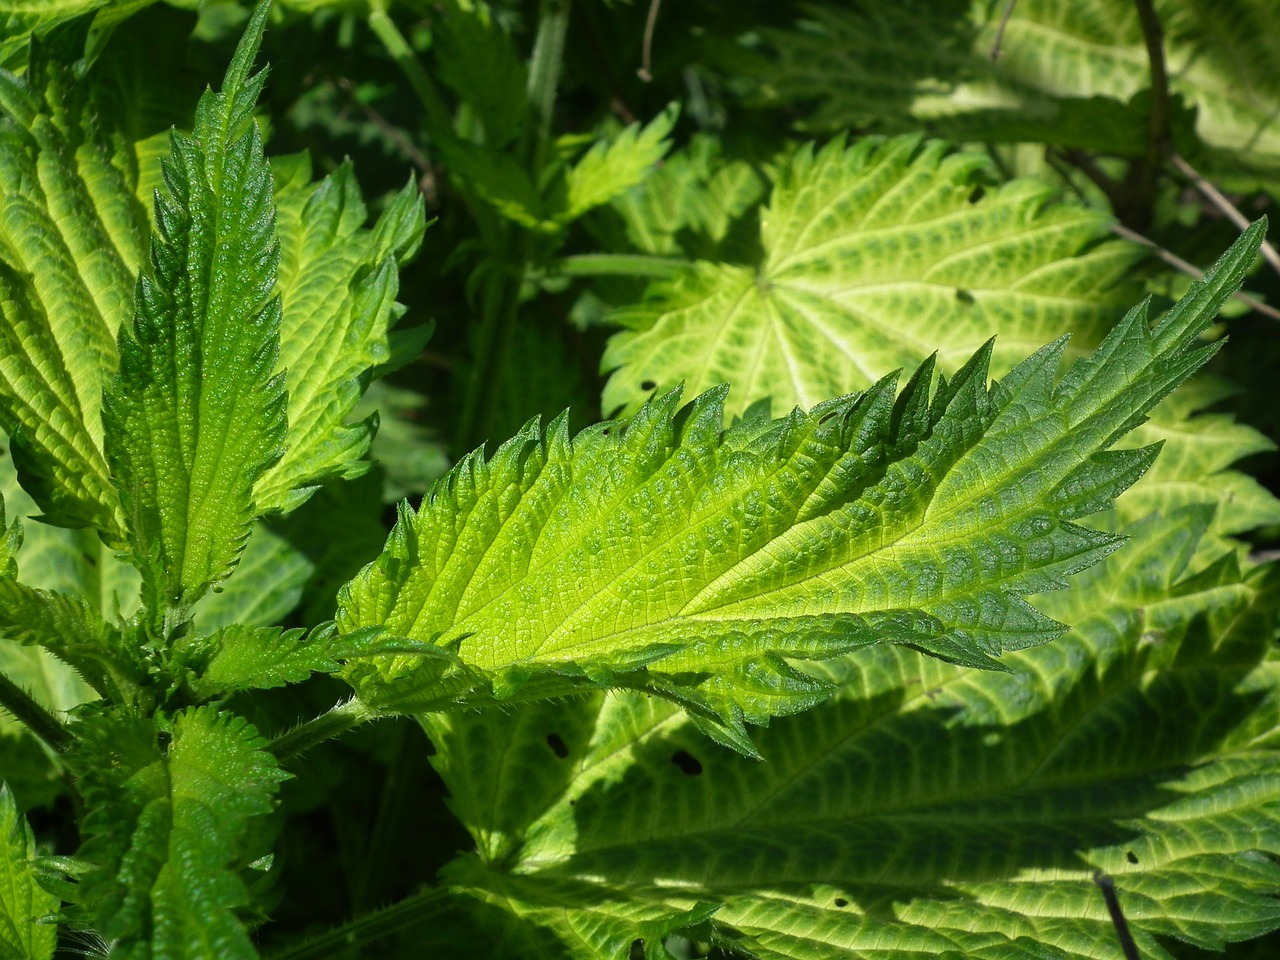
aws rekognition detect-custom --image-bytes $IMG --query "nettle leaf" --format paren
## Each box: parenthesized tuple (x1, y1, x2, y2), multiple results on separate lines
(0, 783, 56, 960)
(102, 2, 286, 616)
(426, 510, 1280, 959)
(602, 132, 765, 261)
(554, 105, 679, 223)
(602, 136, 1143, 421)
(1119, 377, 1280, 560)
(0, 44, 147, 539)
(757, 0, 1280, 172)
(432, 0, 527, 149)
(337, 225, 1261, 753)
(254, 155, 425, 513)
(186, 622, 396, 698)
(72, 705, 286, 960)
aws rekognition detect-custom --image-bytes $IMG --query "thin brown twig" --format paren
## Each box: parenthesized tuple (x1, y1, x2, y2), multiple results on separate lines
(637, 0, 663, 82)
(1110, 221, 1280, 321)
(1169, 151, 1280, 277)
(989, 0, 1018, 60)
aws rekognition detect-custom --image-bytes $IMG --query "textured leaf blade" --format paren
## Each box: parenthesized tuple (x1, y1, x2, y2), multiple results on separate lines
(102, 2, 285, 615)
(557, 105, 678, 223)
(0, 52, 144, 537)
(602, 136, 1143, 421)
(0, 783, 57, 960)
(254, 157, 425, 513)
(72, 705, 286, 960)
(338, 225, 1261, 750)
(427, 510, 1280, 959)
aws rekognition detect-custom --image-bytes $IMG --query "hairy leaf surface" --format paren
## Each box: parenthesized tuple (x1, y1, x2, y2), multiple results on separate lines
(0, 44, 144, 537)
(72, 705, 286, 960)
(338, 225, 1260, 751)
(102, 2, 286, 616)
(255, 154, 425, 512)
(602, 136, 1143, 421)
(0, 783, 55, 960)
(424, 508, 1280, 959)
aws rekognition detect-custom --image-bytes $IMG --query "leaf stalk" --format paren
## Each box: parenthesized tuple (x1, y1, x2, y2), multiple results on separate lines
(0, 668, 72, 753)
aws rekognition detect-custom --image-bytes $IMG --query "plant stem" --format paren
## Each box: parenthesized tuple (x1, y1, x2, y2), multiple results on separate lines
(367, 3, 452, 132)
(1168, 152, 1280, 278)
(522, 0, 570, 176)
(269, 698, 375, 763)
(1126, 0, 1169, 228)
(263, 884, 458, 960)
(1109, 221, 1280, 321)
(553, 253, 686, 280)
(0, 669, 72, 753)
(454, 0, 571, 456)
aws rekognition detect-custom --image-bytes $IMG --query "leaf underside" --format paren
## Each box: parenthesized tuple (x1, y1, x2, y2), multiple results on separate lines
(338, 223, 1264, 754)
(422, 506, 1280, 959)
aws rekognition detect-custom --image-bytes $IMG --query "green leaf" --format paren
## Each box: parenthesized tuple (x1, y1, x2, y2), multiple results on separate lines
(254, 155, 426, 513)
(555, 105, 678, 223)
(186, 622, 397, 698)
(758, 0, 1280, 173)
(426, 509, 1280, 959)
(337, 223, 1261, 752)
(432, 0, 527, 149)
(102, 1, 286, 617)
(0, 783, 56, 960)
(0, 44, 146, 538)
(72, 704, 287, 960)
(602, 136, 1144, 421)
(603, 133, 765, 260)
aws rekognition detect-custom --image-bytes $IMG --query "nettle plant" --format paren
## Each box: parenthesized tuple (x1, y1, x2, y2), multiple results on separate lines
(2, 1, 1280, 959)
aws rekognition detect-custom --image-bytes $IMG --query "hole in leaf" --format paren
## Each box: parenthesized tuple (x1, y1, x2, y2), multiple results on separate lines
(640, 379, 657, 391)
(1126, 850, 1139, 864)
(954, 288, 975, 305)
(629, 939, 645, 959)
(833, 897, 849, 908)
(818, 411, 838, 424)
(546, 732, 569, 758)
(671, 750, 702, 776)
(968, 184, 985, 204)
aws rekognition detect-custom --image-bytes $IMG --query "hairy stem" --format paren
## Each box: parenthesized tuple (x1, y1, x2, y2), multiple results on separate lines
(0, 668, 72, 753)
(269, 697, 375, 762)
(553, 253, 687, 280)
(455, 0, 571, 455)
(263, 884, 458, 960)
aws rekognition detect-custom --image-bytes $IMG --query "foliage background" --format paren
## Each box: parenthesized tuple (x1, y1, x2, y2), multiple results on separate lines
(2, 0, 1280, 958)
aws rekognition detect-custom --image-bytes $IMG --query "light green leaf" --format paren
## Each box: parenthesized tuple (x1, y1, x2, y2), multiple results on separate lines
(556, 105, 678, 223)
(602, 136, 1143, 421)
(758, 0, 1280, 173)
(186, 622, 401, 698)
(427, 509, 1280, 959)
(72, 704, 286, 960)
(0, 45, 145, 538)
(604, 133, 765, 260)
(338, 224, 1261, 752)
(102, 1, 286, 617)
(254, 156, 426, 513)
(0, 783, 56, 960)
